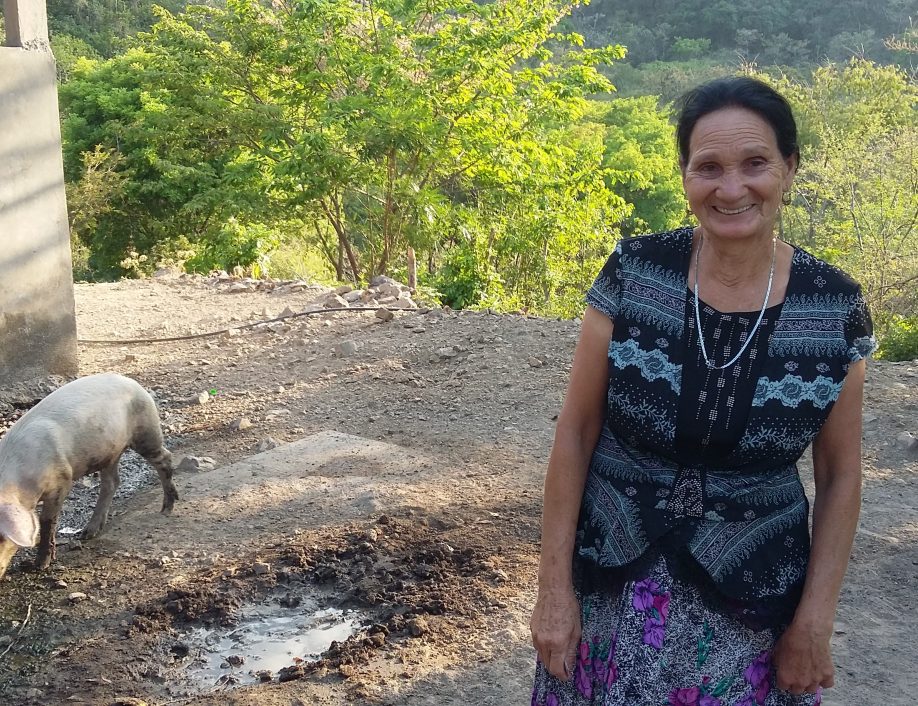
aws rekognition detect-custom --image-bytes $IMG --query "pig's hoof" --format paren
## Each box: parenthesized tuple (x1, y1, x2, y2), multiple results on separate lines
(31, 556, 53, 571)
(80, 527, 100, 540)
(160, 507, 174, 516)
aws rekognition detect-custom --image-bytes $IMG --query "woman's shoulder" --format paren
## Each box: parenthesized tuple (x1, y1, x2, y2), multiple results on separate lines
(617, 226, 694, 261)
(789, 245, 864, 297)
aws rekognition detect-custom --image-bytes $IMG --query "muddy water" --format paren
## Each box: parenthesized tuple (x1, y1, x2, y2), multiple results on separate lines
(179, 593, 364, 689)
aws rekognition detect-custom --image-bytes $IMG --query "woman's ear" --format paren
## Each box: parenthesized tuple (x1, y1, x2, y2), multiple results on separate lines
(784, 152, 798, 187)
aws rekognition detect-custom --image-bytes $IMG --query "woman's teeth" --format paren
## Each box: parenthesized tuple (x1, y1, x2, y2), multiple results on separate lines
(715, 205, 754, 215)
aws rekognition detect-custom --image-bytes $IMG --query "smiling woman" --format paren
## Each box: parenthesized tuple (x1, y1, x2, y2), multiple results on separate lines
(529, 77, 876, 706)
(681, 107, 796, 249)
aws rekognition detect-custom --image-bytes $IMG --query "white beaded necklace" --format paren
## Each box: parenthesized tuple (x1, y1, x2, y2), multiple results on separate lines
(693, 233, 777, 370)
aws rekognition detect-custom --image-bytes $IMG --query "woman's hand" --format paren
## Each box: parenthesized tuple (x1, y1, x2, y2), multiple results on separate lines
(771, 620, 834, 695)
(530, 584, 581, 681)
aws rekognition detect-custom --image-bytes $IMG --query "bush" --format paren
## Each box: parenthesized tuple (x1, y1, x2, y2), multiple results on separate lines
(876, 317, 918, 362)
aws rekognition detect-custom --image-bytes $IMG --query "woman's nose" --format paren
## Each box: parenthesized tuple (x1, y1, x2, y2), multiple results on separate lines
(716, 170, 746, 200)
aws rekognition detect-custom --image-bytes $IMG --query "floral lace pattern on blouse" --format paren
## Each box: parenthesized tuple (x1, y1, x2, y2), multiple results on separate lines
(577, 228, 875, 609)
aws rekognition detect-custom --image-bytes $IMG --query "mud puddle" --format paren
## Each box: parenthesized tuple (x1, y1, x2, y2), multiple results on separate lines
(177, 593, 365, 690)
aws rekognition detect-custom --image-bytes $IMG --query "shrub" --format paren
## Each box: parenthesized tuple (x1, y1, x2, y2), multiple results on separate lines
(876, 317, 918, 362)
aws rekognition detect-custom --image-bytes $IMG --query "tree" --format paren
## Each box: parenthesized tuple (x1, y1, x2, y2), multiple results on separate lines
(61, 0, 631, 312)
(759, 60, 918, 329)
(593, 96, 686, 236)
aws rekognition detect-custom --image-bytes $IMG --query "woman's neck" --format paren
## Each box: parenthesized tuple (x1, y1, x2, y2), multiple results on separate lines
(695, 228, 777, 290)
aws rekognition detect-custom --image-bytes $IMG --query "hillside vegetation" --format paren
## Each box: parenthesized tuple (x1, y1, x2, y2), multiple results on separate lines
(1, 0, 916, 356)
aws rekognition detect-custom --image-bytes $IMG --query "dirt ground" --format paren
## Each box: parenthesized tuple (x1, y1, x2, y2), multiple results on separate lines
(0, 274, 916, 706)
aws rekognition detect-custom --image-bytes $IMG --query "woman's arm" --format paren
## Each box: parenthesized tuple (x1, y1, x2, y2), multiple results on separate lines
(773, 358, 867, 694)
(530, 306, 613, 681)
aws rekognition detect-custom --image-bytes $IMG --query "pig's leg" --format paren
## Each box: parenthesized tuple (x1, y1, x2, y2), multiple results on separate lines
(81, 457, 121, 540)
(0, 539, 19, 579)
(138, 444, 178, 516)
(35, 485, 69, 570)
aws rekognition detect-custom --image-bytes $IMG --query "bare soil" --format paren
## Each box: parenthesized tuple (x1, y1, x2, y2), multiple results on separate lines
(0, 274, 916, 706)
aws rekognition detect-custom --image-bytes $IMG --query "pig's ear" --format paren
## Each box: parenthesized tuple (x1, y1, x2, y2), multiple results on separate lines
(0, 503, 39, 548)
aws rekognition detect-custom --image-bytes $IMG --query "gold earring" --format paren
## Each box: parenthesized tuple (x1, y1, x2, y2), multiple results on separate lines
(782, 191, 792, 206)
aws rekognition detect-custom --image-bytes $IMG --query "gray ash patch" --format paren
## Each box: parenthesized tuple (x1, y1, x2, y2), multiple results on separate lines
(56, 449, 162, 534)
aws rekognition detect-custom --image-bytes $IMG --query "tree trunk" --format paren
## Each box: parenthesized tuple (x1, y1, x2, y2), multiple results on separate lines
(407, 246, 417, 289)
(321, 196, 361, 284)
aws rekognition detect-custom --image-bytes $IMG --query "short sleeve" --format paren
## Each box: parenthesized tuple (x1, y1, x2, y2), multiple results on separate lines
(846, 287, 877, 363)
(586, 240, 623, 320)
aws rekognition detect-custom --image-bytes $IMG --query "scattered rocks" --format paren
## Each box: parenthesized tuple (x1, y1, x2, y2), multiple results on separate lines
(252, 561, 271, 575)
(896, 431, 918, 454)
(335, 341, 359, 357)
(230, 417, 252, 432)
(407, 617, 428, 637)
(375, 308, 394, 322)
(255, 437, 279, 453)
(225, 654, 245, 667)
(67, 592, 89, 603)
(324, 294, 349, 309)
(176, 456, 217, 473)
(183, 391, 211, 406)
(277, 664, 306, 682)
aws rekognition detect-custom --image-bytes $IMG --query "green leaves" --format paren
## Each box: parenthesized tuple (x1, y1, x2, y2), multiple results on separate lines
(756, 60, 918, 336)
(60, 0, 640, 311)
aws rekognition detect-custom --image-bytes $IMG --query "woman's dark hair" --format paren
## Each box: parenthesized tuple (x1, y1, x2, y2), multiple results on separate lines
(675, 76, 800, 165)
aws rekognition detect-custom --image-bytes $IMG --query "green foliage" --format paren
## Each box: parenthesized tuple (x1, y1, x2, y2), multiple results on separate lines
(61, 0, 635, 317)
(593, 96, 686, 236)
(876, 317, 918, 362)
(607, 58, 735, 102)
(569, 0, 910, 67)
(51, 34, 101, 82)
(754, 60, 918, 332)
(60, 47, 273, 277)
(185, 220, 280, 276)
(433, 240, 501, 311)
(46, 0, 186, 57)
(670, 37, 711, 61)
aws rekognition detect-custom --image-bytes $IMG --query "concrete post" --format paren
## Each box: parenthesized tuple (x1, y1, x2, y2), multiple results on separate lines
(0, 0, 79, 395)
(3, 0, 50, 48)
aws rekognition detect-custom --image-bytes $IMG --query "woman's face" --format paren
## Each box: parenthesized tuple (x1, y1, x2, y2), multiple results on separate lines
(681, 106, 796, 244)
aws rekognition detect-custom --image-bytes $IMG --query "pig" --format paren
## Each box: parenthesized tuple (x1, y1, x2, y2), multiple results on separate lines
(0, 373, 179, 578)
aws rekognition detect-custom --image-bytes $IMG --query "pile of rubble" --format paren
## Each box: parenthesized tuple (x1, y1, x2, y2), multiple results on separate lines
(165, 269, 423, 313)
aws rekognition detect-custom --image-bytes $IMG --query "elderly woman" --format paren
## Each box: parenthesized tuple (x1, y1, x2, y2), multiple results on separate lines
(530, 77, 875, 706)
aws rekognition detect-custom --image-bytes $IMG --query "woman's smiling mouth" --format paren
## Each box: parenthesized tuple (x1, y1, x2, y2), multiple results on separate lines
(713, 204, 755, 215)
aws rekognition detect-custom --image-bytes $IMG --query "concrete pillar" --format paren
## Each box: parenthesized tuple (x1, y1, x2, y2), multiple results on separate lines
(0, 0, 79, 394)
(3, 0, 50, 48)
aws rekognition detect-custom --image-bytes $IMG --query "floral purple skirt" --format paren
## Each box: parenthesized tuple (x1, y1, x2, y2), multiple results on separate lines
(531, 556, 822, 706)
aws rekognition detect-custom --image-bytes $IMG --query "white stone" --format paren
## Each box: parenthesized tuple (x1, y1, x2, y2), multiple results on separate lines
(176, 455, 217, 473)
(324, 294, 349, 308)
(230, 417, 252, 432)
(336, 340, 359, 356)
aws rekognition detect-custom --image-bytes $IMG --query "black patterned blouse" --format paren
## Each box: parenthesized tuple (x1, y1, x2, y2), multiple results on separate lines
(577, 227, 875, 624)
